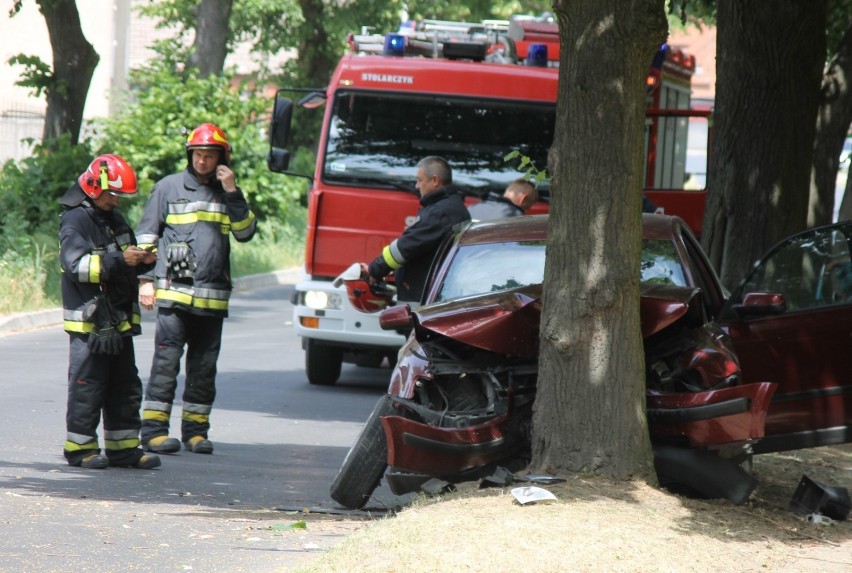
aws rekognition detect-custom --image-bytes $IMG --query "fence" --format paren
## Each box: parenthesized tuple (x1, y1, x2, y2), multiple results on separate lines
(0, 101, 44, 163)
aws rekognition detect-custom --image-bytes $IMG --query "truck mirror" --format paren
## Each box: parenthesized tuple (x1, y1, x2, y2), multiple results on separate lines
(298, 91, 327, 110)
(269, 96, 294, 150)
(267, 148, 291, 173)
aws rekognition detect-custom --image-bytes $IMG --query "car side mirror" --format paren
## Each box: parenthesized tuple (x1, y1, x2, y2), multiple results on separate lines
(732, 292, 787, 317)
(379, 304, 412, 330)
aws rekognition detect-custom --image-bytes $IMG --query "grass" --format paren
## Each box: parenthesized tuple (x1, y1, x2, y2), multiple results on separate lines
(0, 221, 305, 316)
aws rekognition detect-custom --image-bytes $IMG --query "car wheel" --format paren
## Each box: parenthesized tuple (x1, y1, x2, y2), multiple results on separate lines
(305, 339, 342, 385)
(329, 395, 394, 509)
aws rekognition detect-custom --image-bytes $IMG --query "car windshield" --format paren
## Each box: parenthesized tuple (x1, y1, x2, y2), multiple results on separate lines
(434, 237, 688, 303)
(323, 90, 555, 199)
(435, 241, 547, 302)
(641, 239, 688, 286)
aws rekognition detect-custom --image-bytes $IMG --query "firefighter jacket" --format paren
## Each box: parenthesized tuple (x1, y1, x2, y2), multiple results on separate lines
(368, 185, 470, 302)
(59, 185, 151, 336)
(136, 169, 257, 317)
(467, 192, 524, 221)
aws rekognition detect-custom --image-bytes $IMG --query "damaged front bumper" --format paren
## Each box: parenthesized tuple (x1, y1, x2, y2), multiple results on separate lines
(381, 381, 776, 497)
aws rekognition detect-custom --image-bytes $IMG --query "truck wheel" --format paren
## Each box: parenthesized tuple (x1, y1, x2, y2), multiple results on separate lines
(329, 395, 394, 509)
(305, 340, 342, 385)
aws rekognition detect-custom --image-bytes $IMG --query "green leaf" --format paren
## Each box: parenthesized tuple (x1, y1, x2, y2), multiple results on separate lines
(269, 520, 307, 531)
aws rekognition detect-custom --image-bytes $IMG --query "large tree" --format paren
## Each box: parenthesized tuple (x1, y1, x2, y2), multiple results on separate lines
(530, 0, 667, 481)
(9, 0, 99, 146)
(701, 1, 827, 286)
(188, 0, 233, 78)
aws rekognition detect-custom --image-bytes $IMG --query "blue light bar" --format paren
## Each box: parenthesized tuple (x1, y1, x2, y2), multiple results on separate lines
(526, 43, 548, 67)
(384, 34, 406, 57)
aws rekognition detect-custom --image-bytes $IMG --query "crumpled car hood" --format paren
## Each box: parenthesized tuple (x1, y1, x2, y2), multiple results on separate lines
(410, 282, 703, 358)
(413, 284, 542, 358)
(640, 283, 704, 337)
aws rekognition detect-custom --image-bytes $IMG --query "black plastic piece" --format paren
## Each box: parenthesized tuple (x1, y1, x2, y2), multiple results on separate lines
(788, 474, 851, 520)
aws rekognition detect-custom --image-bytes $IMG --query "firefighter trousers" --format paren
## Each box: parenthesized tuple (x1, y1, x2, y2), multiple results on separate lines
(65, 333, 144, 466)
(141, 307, 223, 444)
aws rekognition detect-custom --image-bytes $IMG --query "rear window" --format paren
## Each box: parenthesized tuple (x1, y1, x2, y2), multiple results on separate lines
(436, 241, 547, 302)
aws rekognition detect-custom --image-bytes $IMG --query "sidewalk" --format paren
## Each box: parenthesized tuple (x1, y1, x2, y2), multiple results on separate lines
(0, 268, 301, 335)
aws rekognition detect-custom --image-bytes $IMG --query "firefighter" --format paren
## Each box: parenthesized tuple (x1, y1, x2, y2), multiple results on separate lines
(136, 122, 257, 455)
(364, 156, 470, 303)
(59, 154, 161, 469)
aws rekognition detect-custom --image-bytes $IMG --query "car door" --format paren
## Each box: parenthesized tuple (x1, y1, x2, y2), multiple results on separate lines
(719, 222, 852, 453)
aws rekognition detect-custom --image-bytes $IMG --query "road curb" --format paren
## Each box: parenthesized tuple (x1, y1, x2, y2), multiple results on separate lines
(0, 268, 301, 335)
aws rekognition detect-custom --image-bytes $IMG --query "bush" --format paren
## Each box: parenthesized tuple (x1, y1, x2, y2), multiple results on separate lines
(0, 43, 309, 314)
(93, 54, 306, 225)
(0, 135, 93, 251)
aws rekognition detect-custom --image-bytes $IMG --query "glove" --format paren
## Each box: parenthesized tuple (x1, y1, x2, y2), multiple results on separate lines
(85, 295, 124, 355)
(167, 242, 190, 264)
(167, 242, 197, 279)
(88, 324, 124, 355)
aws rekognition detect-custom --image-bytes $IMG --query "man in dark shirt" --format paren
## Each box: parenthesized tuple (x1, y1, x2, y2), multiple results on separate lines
(365, 156, 470, 303)
(468, 178, 538, 221)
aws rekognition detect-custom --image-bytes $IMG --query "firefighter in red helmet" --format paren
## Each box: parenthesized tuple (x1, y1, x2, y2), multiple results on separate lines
(59, 154, 161, 469)
(136, 123, 257, 455)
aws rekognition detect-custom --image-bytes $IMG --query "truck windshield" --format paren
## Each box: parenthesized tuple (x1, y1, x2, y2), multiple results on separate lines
(323, 91, 555, 199)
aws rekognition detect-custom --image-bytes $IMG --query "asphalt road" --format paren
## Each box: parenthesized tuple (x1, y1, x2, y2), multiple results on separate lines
(0, 279, 410, 572)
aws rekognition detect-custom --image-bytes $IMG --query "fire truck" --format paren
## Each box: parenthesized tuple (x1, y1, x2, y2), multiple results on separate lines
(267, 16, 708, 385)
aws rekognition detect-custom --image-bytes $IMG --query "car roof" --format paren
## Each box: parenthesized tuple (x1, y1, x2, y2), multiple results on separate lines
(455, 213, 683, 246)
(456, 214, 548, 246)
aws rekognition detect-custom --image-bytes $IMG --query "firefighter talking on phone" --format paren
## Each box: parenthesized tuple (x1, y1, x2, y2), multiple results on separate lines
(135, 122, 257, 456)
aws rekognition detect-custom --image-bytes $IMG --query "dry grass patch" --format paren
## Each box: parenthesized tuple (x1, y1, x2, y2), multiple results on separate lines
(298, 444, 852, 573)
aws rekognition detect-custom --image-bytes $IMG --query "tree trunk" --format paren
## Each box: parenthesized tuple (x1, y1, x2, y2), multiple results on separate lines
(702, 1, 826, 287)
(531, 0, 666, 482)
(810, 24, 852, 227)
(38, 0, 98, 145)
(296, 0, 338, 88)
(188, 0, 233, 78)
(290, 0, 341, 151)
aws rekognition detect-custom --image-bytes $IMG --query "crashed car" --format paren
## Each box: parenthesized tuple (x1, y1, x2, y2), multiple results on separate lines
(330, 213, 852, 509)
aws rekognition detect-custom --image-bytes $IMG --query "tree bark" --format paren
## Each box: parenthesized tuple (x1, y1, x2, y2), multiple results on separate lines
(188, 0, 233, 78)
(531, 0, 665, 482)
(38, 0, 99, 145)
(702, 1, 827, 287)
(296, 0, 338, 88)
(811, 24, 852, 226)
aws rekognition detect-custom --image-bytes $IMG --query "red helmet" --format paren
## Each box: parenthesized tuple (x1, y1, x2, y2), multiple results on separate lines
(346, 279, 396, 313)
(78, 154, 138, 199)
(186, 122, 231, 165)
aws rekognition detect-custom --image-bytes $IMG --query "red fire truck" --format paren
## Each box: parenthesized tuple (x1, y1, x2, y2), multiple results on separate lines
(267, 17, 708, 385)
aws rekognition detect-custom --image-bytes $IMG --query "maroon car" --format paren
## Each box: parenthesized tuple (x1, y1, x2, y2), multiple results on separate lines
(330, 214, 852, 509)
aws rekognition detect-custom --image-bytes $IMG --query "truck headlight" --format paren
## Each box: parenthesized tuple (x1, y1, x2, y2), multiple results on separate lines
(303, 290, 342, 310)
